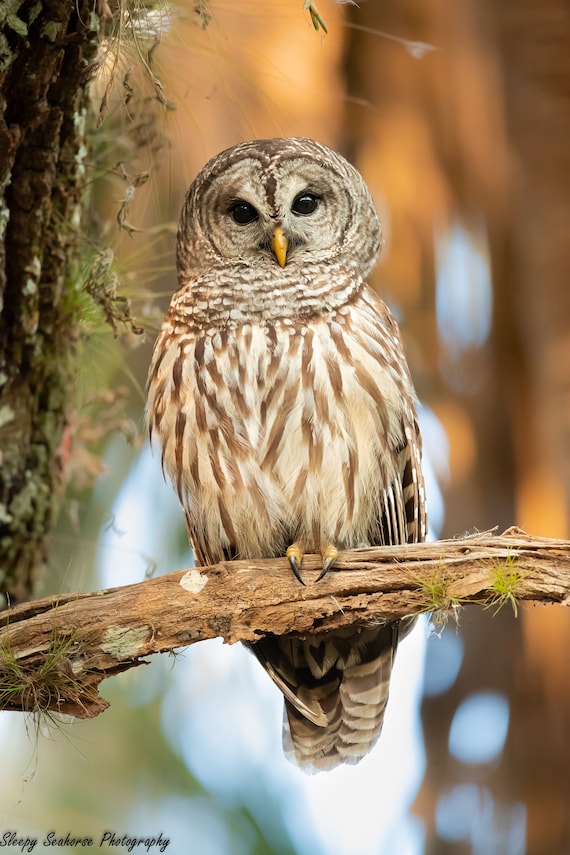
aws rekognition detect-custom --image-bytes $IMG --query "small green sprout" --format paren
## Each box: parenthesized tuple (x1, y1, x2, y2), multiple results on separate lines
(486, 554, 525, 617)
(412, 568, 466, 628)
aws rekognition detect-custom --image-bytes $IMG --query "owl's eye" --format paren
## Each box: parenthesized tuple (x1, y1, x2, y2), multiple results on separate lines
(291, 192, 320, 216)
(229, 200, 259, 225)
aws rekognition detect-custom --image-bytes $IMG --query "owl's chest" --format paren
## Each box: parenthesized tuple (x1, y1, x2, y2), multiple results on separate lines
(164, 312, 404, 498)
(148, 306, 411, 552)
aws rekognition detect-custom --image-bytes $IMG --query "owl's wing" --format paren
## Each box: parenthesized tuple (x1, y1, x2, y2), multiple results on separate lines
(366, 287, 427, 548)
(376, 415, 427, 547)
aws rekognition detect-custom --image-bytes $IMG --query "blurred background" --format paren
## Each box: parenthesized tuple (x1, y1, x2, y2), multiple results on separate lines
(1, 1, 569, 852)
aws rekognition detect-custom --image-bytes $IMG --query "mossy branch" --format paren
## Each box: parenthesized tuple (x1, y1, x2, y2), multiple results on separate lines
(1, 527, 569, 719)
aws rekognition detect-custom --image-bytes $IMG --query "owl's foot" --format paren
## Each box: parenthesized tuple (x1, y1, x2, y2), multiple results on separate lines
(286, 542, 306, 586)
(286, 542, 338, 584)
(316, 544, 338, 581)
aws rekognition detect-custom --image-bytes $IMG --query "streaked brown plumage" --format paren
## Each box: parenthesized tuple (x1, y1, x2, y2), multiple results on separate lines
(147, 137, 426, 771)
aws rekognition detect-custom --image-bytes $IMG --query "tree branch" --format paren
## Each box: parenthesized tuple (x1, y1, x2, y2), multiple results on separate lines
(1, 527, 569, 718)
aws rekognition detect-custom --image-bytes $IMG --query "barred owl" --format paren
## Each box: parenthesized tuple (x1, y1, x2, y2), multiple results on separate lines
(147, 138, 426, 772)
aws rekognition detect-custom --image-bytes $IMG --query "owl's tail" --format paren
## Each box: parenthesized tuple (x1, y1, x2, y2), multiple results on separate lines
(249, 619, 414, 772)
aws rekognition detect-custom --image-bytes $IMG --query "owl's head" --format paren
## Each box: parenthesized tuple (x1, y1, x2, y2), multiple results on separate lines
(177, 138, 382, 286)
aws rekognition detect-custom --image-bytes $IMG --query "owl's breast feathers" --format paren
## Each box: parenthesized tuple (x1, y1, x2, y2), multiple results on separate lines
(147, 285, 425, 563)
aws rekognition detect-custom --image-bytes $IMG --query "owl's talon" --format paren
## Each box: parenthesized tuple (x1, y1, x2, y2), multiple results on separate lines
(286, 542, 306, 585)
(316, 544, 338, 581)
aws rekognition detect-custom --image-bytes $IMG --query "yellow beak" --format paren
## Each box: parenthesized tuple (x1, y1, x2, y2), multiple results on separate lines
(271, 226, 288, 268)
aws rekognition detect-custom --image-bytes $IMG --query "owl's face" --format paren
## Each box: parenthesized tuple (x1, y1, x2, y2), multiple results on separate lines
(177, 138, 382, 284)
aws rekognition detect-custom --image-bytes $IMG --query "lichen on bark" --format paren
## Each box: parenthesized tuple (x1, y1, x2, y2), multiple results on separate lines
(0, 0, 100, 605)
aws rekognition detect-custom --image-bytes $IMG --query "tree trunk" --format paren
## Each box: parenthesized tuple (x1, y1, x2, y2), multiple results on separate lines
(0, 0, 99, 605)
